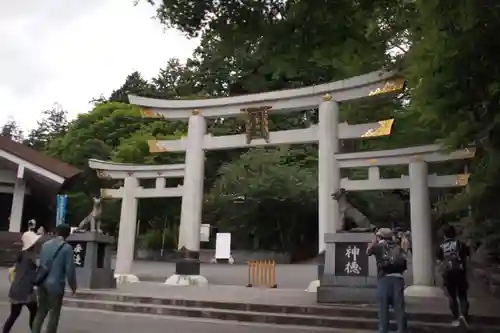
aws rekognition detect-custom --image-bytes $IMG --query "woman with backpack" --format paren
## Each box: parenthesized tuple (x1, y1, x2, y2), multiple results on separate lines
(436, 225, 470, 328)
(3, 231, 41, 333)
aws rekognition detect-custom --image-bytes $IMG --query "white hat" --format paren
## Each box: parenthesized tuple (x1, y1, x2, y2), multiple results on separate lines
(21, 231, 41, 251)
(376, 228, 393, 238)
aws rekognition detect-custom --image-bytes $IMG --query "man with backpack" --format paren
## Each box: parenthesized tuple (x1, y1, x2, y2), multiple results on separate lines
(436, 225, 470, 328)
(367, 228, 408, 333)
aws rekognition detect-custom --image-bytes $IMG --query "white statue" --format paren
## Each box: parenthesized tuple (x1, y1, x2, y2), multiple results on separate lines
(77, 197, 103, 233)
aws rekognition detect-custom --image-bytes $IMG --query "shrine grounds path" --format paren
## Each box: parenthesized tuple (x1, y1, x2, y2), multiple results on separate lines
(0, 302, 351, 333)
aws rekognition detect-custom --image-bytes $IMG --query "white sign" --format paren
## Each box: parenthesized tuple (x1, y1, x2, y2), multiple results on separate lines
(215, 233, 231, 259)
(200, 224, 210, 242)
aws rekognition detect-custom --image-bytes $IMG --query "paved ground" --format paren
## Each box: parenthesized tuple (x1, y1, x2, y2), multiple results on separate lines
(0, 303, 360, 333)
(74, 281, 500, 317)
(130, 261, 317, 288)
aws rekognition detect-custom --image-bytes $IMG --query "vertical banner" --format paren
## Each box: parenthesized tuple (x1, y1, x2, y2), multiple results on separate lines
(55, 194, 68, 226)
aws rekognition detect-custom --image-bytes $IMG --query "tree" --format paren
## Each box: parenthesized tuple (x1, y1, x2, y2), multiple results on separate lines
(1, 120, 24, 142)
(26, 104, 69, 151)
(404, 0, 500, 258)
(109, 71, 156, 103)
(205, 147, 318, 254)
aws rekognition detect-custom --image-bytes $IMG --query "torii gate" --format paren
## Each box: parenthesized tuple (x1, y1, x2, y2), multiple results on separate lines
(119, 69, 473, 296)
(89, 159, 184, 282)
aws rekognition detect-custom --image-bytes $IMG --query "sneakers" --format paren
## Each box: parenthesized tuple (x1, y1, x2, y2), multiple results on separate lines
(459, 316, 469, 328)
(451, 316, 469, 328)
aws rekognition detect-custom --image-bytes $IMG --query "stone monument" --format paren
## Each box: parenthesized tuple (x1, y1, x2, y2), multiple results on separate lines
(68, 197, 116, 289)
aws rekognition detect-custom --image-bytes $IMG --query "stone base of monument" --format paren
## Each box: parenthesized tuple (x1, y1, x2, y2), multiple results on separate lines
(164, 250, 208, 286)
(114, 274, 140, 284)
(305, 280, 320, 292)
(305, 253, 325, 292)
(317, 232, 378, 303)
(67, 232, 116, 289)
(164, 274, 208, 286)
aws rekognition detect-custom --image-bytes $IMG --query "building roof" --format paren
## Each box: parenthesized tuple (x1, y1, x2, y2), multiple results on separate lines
(0, 136, 81, 181)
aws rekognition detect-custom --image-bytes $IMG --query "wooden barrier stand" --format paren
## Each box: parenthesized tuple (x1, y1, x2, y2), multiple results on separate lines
(246, 260, 277, 288)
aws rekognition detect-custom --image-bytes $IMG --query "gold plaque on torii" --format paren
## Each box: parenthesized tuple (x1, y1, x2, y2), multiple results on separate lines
(241, 106, 271, 144)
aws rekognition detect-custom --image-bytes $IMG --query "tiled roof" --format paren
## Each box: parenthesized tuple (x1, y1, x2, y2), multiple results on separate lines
(0, 136, 81, 180)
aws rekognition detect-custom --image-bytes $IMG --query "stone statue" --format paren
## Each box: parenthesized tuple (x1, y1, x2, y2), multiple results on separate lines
(77, 197, 103, 233)
(332, 188, 375, 232)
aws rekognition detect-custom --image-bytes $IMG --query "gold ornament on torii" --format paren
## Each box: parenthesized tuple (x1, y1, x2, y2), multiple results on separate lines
(361, 119, 395, 138)
(455, 174, 469, 186)
(140, 108, 165, 118)
(368, 79, 405, 97)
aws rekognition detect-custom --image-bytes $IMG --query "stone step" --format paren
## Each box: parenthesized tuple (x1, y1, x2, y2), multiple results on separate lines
(64, 298, 499, 333)
(71, 291, 500, 327)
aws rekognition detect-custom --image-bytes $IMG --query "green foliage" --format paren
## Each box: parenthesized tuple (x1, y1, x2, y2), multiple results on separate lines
(404, 0, 500, 257)
(205, 147, 318, 252)
(1, 120, 24, 142)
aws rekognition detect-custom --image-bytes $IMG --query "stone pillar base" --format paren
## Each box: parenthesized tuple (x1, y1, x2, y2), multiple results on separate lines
(404, 285, 445, 298)
(305, 280, 320, 292)
(114, 274, 140, 284)
(165, 274, 208, 287)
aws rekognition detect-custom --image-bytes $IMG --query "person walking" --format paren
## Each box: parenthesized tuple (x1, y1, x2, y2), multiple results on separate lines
(436, 224, 470, 328)
(367, 228, 408, 333)
(3, 231, 41, 333)
(31, 224, 77, 333)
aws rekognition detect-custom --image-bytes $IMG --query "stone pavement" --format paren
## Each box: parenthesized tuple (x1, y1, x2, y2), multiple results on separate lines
(0, 302, 358, 333)
(73, 281, 500, 317)
(129, 261, 317, 288)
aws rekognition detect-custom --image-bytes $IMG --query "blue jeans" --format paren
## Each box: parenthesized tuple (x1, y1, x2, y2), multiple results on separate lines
(377, 275, 408, 333)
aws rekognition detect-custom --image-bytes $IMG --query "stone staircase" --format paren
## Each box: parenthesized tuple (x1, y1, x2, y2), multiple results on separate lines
(65, 291, 500, 332)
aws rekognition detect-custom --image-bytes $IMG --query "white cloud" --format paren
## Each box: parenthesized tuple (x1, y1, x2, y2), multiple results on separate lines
(0, 0, 199, 132)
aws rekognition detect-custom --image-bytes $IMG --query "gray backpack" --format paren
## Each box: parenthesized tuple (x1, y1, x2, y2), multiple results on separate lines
(380, 241, 407, 273)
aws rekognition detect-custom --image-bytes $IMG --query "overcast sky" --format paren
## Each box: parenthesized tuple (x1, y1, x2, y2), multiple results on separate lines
(0, 0, 199, 132)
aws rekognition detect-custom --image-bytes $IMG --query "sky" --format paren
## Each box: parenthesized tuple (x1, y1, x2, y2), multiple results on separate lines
(0, 0, 199, 132)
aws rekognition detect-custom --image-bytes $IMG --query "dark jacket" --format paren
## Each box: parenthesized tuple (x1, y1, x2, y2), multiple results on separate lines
(8, 252, 37, 303)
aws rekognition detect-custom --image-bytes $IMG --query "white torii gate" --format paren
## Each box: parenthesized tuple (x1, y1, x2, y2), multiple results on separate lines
(88, 159, 184, 282)
(125, 69, 473, 296)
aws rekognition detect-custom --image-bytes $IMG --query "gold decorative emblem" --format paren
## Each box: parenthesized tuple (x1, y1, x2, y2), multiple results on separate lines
(100, 189, 111, 199)
(96, 170, 111, 179)
(367, 159, 377, 165)
(140, 108, 164, 118)
(361, 119, 394, 138)
(322, 93, 332, 101)
(148, 140, 168, 153)
(456, 147, 476, 159)
(368, 79, 405, 96)
(455, 174, 469, 186)
(192, 109, 200, 115)
(241, 106, 271, 144)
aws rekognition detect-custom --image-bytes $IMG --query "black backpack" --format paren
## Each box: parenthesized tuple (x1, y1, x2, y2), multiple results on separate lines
(379, 241, 407, 273)
(440, 239, 464, 273)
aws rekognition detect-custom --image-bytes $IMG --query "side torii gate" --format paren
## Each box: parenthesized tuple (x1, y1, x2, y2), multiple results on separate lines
(88, 159, 184, 282)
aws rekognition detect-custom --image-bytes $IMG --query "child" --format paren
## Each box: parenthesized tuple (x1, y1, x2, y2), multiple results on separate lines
(3, 231, 41, 333)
